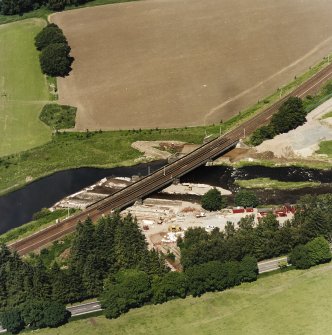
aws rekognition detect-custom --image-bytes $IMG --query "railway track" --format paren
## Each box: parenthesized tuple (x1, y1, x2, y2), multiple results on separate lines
(9, 62, 332, 255)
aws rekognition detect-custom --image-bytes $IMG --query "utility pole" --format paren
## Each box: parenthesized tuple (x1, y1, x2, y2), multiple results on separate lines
(163, 166, 166, 176)
(148, 166, 151, 175)
(243, 128, 246, 138)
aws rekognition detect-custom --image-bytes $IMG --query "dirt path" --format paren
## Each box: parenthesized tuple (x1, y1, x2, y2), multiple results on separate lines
(132, 141, 186, 160)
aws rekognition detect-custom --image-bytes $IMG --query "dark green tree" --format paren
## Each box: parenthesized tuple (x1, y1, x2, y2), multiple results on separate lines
(201, 188, 227, 211)
(101, 269, 151, 319)
(0, 309, 25, 334)
(289, 244, 311, 269)
(42, 302, 71, 328)
(47, 0, 66, 10)
(29, 259, 51, 301)
(306, 236, 332, 266)
(271, 97, 305, 135)
(39, 43, 73, 77)
(234, 189, 258, 208)
(35, 24, 67, 51)
(152, 272, 188, 304)
(239, 256, 258, 282)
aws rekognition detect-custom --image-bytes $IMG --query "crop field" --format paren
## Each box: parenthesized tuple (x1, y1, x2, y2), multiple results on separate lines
(51, 0, 332, 131)
(38, 264, 332, 335)
(0, 19, 51, 157)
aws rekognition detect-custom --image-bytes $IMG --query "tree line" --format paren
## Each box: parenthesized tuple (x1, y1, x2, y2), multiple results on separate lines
(179, 194, 332, 269)
(35, 23, 73, 77)
(0, 213, 167, 333)
(101, 256, 258, 319)
(0, 0, 90, 15)
(250, 97, 307, 146)
(1, 194, 331, 331)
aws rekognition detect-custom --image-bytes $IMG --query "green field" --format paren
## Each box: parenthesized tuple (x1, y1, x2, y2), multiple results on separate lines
(235, 178, 321, 190)
(317, 140, 332, 157)
(35, 264, 332, 335)
(0, 19, 51, 157)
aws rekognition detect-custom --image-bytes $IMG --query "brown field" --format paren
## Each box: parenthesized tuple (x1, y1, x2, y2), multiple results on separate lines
(51, 0, 332, 130)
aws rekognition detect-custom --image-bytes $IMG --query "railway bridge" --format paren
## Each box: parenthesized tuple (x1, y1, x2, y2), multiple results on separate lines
(9, 62, 332, 255)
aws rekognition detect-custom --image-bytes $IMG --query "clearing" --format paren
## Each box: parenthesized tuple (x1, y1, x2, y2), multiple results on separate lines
(37, 264, 332, 335)
(51, 0, 332, 130)
(255, 97, 332, 158)
(0, 19, 51, 157)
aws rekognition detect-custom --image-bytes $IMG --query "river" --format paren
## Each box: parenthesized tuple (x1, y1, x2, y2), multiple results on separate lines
(0, 163, 331, 234)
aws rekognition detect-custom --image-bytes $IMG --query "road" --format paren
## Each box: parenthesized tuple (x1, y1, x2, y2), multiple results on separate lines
(257, 256, 288, 273)
(8, 62, 332, 256)
(67, 301, 102, 316)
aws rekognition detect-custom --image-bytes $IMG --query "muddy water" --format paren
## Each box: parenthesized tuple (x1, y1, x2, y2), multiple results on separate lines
(0, 163, 331, 234)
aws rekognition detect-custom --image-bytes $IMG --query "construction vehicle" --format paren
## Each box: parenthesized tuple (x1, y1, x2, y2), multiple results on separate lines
(168, 225, 182, 232)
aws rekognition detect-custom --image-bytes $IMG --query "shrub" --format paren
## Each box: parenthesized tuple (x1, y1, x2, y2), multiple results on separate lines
(32, 208, 51, 221)
(39, 104, 77, 130)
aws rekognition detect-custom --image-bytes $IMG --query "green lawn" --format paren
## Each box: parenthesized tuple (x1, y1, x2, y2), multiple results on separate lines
(0, 19, 51, 157)
(35, 264, 332, 335)
(317, 141, 332, 157)
(235, 178, 321, 190)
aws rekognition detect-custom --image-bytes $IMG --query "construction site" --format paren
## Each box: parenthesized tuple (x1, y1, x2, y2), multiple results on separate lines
(52, 175, 294, 270)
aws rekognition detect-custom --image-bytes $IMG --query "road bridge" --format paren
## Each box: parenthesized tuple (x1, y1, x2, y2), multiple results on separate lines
(9, 62, 332, 255)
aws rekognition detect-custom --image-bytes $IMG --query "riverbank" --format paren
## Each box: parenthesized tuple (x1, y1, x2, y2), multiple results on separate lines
(1, 51, 332, 196)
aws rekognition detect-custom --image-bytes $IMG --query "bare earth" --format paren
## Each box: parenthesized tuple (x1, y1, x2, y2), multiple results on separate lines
(51, 0, 332, 130)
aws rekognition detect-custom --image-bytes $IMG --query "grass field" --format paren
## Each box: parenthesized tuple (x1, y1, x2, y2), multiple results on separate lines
(0, 19, 51, 157)
(235, 178, 321, 190)
(317, 141, 332, 157)
(51, 0, 332, 131)
(36, 264, 332, 335)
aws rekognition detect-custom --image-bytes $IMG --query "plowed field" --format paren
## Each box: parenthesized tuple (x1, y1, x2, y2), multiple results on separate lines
(51, 0, 332, 130)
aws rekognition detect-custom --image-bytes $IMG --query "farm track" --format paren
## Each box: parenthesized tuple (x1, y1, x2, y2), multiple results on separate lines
(9, 63, 332, 255)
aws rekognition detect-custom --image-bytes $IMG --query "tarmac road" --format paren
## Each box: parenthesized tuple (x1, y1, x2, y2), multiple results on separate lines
(257, 256, 288, 273)
(67, 301, 102, 316)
